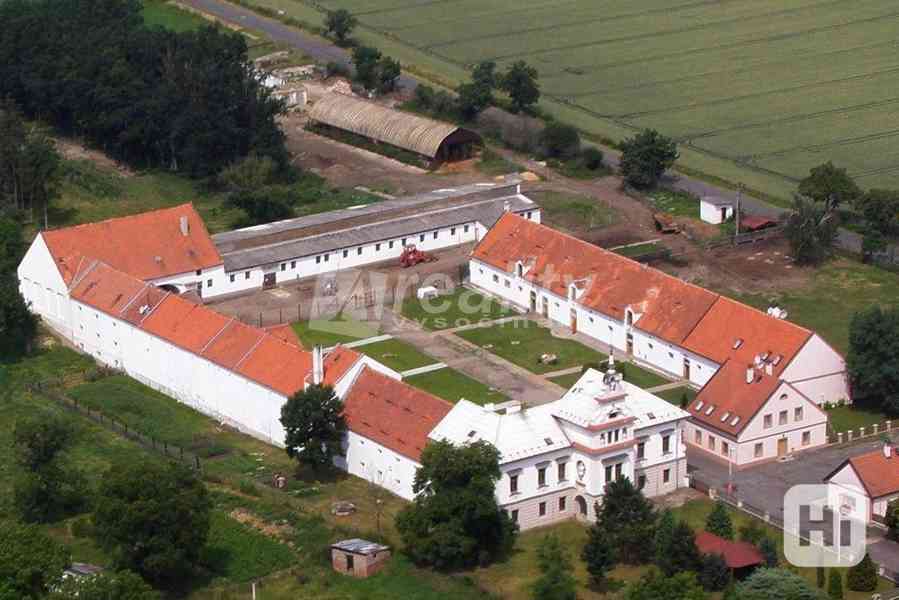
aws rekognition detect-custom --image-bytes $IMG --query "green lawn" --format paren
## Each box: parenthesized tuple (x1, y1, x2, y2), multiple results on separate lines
(655, 386, 697, 408)
(404, 367, 507, 406)
(356, 338, 437, 372)
(456, 319, 605, 374)
(528, 190, 617, 234)
(621, 362, 671, 389)
(291, 314, 379, 347)
(142, 0, 209, 31)
(401, 287, 515, 331)
(477, 148, 527, 177)
(826, 404, 890, 436)
(648, 188, 699, 219)
(548, 371, 582, 390)
(722, 258, 899, 355)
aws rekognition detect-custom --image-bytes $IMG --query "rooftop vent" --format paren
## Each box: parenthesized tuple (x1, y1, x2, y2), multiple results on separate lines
(733, 338, 743, 349)
(730, 416, 740, 427)
(772, 355, 783, 366)
(720, 411, 731, 422)
(705, 405, 715, 415)
(179, 215, 189, 236)
(695, 400, 704, 410)
(746, 365, 755, 384)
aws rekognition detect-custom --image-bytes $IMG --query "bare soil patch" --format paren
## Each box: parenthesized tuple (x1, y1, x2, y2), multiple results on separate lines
(54, 137, 134, 177)
(229, 508, 294, 541)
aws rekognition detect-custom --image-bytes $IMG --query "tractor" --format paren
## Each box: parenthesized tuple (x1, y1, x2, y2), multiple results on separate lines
(399, 245, 437, 268)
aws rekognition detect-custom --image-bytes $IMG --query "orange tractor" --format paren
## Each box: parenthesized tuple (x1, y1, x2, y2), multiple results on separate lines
(399, 245, 437, 268)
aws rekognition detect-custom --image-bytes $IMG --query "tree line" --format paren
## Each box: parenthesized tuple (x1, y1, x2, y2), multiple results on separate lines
(0, 0, 289, 179)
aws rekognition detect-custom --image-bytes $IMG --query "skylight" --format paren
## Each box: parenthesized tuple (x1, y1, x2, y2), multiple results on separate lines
(730, 416, 740, 426)
(705, 406, 715, 415)
(733, 338, 743, 349)
(720, 411, 731, 422)
(695, 401, 704, 410)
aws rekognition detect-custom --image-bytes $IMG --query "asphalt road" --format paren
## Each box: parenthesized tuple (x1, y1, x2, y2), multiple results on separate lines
(185, 0, 870, 255)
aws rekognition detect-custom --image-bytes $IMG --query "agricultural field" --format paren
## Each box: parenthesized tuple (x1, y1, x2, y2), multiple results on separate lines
(315, 0, 899, 198)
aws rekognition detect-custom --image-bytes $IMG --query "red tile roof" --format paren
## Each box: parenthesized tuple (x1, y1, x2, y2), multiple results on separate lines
(695, 531, 764, 569)
(238, 335, 311, 397)
(688, 360, 783, 436)
(342, 367, 452, 462)
(472, 213, 717, 345)
(43, 204, 222, 284)
(829, 448, 899, 499)
(265, 324, 303, 348)
(69, 261, 154, 317)
(141, 295, 232, 354)
(322, 346, 361, 386)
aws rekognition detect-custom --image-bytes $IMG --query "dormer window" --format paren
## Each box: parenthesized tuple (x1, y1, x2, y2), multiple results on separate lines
(705, 405, 715, 415)
(733, 338, 743, 349)
(720, 411, 731, 422)
(730, 416, 740, 426)
(695, 400, 704, 410)
(625, 309, 634, 326)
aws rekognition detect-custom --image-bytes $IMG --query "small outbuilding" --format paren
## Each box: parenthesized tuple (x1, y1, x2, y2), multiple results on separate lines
(700, 196, 734, 225)
(695, 531, 764, 579)
(824, 443, 899, 523)
(308, 93, 482, 168)
(331, 538, 391, 578)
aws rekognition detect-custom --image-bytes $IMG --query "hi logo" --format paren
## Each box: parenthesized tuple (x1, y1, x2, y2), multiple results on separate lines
(783, 484, 868, 567)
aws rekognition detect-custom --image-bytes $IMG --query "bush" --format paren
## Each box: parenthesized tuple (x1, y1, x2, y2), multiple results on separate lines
(847, 553, 878, 592)
(239, 479, 261, 497)
(827, 568, 843, 600)
(70, 516, 94, 539)
(538, 122, 581, 160)
(699, 552, 731, 591)
(581, 147, 604, 170)
(325, 61, 349, 79)
(413, 84, 436, 109)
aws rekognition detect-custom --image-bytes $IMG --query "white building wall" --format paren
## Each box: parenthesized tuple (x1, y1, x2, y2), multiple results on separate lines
(337, 431, 420, 501)
(17, 234, 72, 334)
(700, 201, 733, 225)
(827, 464, 872, 521)
(496, 448, 575, 506)
(781, 334, 850, 405)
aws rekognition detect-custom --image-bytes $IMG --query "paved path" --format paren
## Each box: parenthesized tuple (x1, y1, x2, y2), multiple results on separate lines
(688, 433, 899, 575)
(368, 311, 562, 406)
(541, 366, 582, 379)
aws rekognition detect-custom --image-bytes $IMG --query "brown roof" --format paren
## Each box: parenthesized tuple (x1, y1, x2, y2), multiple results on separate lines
(472, 213, 717, 345)
(828, 448, 899, 499)
(695, 531, 764, 568)
(43, 204, 222, 284)
(342, 367, 452, 462)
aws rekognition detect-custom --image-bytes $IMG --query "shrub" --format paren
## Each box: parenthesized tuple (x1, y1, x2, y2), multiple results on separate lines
(699, 552, 731, 591)
(706, 501, 734, 539)
(581, 147, 604, 170)
(325, 61, 349, 79)
(413, 84, 435, 109)
(539, 122, 581, 160)
(239, 479, 261, 497)
(70, 516, 94, 539)
(847, 553, 878, 592)
(827, 568, 843, 599)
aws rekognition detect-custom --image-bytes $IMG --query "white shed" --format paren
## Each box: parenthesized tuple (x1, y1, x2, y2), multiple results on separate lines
(700, 197, 734, 225)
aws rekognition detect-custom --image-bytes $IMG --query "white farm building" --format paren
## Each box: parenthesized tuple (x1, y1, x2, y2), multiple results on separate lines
(469, 212, 849, 467)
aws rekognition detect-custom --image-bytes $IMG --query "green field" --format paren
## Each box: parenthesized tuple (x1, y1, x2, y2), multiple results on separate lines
(401, 287, 515, 330)
(404, 367, 508, 405)
(307, 0, 899, 199)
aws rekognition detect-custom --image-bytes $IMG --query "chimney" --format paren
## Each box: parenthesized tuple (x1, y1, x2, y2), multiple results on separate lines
(765, 362, 773, 376)
(746, 365, 754, 384)
(884, 443, 892, 459)
(503, 200, 511, 213)
(312, 345, 324, 385)
(180, 215, 190, 237)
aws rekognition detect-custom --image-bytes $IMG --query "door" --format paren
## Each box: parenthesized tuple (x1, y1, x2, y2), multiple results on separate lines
(263, 273, 276, 290)
(683, 358, 691, 380)
(575, 496, 588, 518)
(721, 207, 728, 223)
(626, 333, 634, 354)
(530, 291, 537, 312)
(570, 308, 578, 334)
(542, 297, 549, 318)
(777, 438, 788, 457)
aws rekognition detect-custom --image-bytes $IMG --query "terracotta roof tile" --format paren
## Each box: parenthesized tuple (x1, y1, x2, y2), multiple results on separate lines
(343, 367, 452, 461)
(472, 213, 717, 344)
(846, 448, 899, 499)
(237, 335, 312, 397)
(203, 320, 266, 370)
(322, 346, 360, 386)
(69, 261, 152, 317)
(141, 295, 232, 354)
(695, 531, 764, 568)
(43, 204, 222, 283)
(264, 324, 303, 348)
(688, 360, 782, 436)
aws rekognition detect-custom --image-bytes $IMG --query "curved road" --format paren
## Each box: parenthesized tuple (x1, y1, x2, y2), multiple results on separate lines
(186, 0, 870, 255)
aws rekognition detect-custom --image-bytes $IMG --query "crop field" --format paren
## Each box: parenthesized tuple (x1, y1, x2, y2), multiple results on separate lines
(316, 0, 899, 194)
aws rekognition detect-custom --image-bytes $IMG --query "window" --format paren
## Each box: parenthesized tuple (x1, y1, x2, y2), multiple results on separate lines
(794, 407, 803, 421)
(346, 554, 354, 570)
(207, 279, 212, 288)
(357, 247, 362, 256)
(779, 410, 788, 426)
(605, 465, 613, 483)
(637, 441, 645, 460)
(509, 474, 519, 494)
(663, 469, 670, 483)
(343, 249, 349, 258)
(539, 502, 546, 517)
(504, 279, 511, 288)
(245, 271, 250, 280)
(537, 466, 547, 487)
(280, 263, 286, 271)
(662, 435, 671, 454)
(464, 224, 470, 233)
(389, 240, 394, 249)
(763, 414, 773, 429)
(708, 436, 716, 451)
(402, 238, 407, 246)
(695, 430, 702, 444)
(615, 463, 622, 480)
(324, 253, 329, 262)
(419, 234, 425, 242)
(754, 443, 763, 458)
(511, 510, 519, 523)
(527, 211, 533, 219)
(195, 269, 201, 276)
(375, 243, 381, 251)
(316, 256, 322, 264)
(559, 497, 566, 511)
(433, 231, 438, 239)
(802, 431, 811, 446)
(450, 227, 456, 235)
(493, 274, 499, 284)
(230, 274, 235, 283)
(558, 462, 567, 482)
(291, 260, 296, 269)
(721, 441, 729, 456)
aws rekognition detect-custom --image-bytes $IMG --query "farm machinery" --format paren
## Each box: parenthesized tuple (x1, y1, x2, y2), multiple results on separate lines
(399, 245, 437, 268)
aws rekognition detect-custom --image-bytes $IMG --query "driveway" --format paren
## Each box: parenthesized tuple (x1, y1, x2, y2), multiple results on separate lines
(689, 433, 899, 575)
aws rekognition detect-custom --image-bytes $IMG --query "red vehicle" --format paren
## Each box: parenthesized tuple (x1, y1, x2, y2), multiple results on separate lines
(399, 245, 437, 268)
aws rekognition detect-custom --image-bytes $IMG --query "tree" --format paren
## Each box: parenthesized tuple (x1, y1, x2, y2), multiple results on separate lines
(846, 552, 878, 592)
(736, 568, 828, 600)
(885, 498, 899, 542)
(738, 521, 767, 546)
(532, 534, 577, 600)
(0, 216, 25, 274)
(395, 440, 516, 570)
(280, 384, 346, 471)
(49, 570, 161, 600)
(624, 570, 707, 600)
(501, 61, 540, 113)
(12, 416, 84, 522)
(827, 569, 843, 600)
(699, 553, 731, 591)
(862, 229, 887, 263)
(798, 162, 861, 211)
(665, 520, 702, 576)
(784, 194, 839, 265)
(595, 477, 657, 564)
(539, 123, 581, 160)
(758, 536, 778, 568)
(856, 188, 899, 238)
(0, 281, 39, 358)
(705, 501, 734, 540)
(0, 519, 70, 600)
(847, 306, 899, 415)
(581, 147, 604, 171)
(653, 509, 676, 570)
(816, 566, 826, 589)
(619, 129, 679, 189)
(352, 45, 382, 91)
(582, 518, 617, 588)
(457, 82, 493, 121)
(472, 60, 498, 90)
(376, 56, 402, 94)
(93, 460, 211, 589)
(324, 9, 357, 45)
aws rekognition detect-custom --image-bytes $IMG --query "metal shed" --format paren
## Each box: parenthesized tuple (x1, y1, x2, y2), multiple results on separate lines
(308, 93, 482, 166)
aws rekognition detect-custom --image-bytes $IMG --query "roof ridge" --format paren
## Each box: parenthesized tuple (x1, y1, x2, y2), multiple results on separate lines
(200, 316, 236, 355)
(233, 330, 268, 370)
